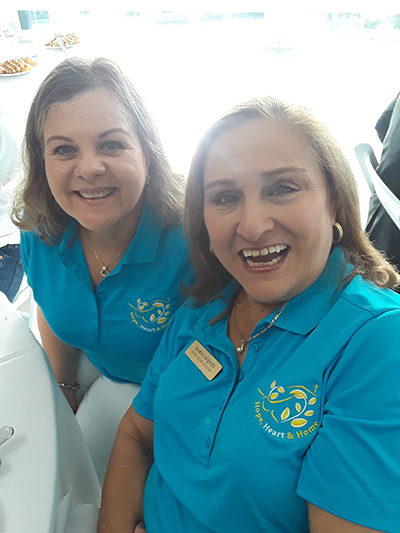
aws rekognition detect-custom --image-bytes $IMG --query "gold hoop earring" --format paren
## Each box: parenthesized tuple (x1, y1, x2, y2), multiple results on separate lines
(332, 222, 343, 244)
(209, 244, 216, 256)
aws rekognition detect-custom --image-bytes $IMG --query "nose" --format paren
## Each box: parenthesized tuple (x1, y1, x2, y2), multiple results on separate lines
(236, 201, 276, 242)
(75, 151, 106, 181)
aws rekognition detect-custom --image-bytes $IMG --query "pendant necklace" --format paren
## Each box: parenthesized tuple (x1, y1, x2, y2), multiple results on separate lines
(91, 243, 126, 277)
(234, 294, 289, 355)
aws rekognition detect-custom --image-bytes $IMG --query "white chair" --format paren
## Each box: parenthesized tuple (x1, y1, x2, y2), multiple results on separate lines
(354, 143, 400, 230)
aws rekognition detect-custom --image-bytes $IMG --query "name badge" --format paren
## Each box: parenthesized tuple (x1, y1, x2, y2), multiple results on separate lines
(185, 340, 222, 381)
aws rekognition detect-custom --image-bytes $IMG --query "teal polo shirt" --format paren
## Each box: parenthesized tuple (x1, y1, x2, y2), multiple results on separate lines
(20, 200, 192, 383)
(134, 247, 400, 532)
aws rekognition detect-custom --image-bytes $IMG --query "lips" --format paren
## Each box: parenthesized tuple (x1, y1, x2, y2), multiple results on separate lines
(241, 244, 289, 267)
(76, 187, 116, 199)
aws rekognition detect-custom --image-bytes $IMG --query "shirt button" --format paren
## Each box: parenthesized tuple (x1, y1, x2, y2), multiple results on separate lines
(92, 313, 97, 320)
(252, 343, 260, 352)
(205, 437, 211, 448)
(98, 293, 105, 301)
(90, 335, 95, 343)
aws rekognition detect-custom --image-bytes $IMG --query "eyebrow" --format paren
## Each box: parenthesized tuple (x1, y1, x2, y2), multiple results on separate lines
(261, 167, 307, 178)
(46, 135, 73, 145)
(204, 167, 307, 190)
(98, 128, 130, 138)
(45, 128, 130, 146)
(204, 179, 236, 191)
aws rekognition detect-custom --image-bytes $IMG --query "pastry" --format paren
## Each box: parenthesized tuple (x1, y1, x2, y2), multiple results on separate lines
(0, 57, 36, 74)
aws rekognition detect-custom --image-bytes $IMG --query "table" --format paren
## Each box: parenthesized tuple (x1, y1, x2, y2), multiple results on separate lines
(0, 292, 101, 533)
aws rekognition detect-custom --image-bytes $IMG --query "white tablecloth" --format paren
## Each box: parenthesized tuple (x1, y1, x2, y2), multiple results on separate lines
(0, 293, 101, 533)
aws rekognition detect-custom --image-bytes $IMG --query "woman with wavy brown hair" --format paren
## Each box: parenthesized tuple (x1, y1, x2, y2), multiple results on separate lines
(13, 57, 192, 484)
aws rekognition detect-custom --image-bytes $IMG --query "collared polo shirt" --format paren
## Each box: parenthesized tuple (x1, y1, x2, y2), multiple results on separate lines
(21, 200, 192, 383)
(134, 247, 400, 532)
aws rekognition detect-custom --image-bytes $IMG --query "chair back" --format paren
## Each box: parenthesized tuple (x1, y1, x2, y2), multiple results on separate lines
(354, 143, 400, 230)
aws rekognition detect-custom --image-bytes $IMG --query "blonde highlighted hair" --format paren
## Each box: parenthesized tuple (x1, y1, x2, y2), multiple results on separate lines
(184, 96, 400, 303)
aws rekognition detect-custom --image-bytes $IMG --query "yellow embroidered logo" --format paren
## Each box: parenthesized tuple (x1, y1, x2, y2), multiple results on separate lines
(129, 298, 171, 333)
(254, 380, 319, 440)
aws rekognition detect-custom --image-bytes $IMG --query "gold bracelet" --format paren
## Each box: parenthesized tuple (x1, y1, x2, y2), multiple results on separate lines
(57, 381, 80, 392)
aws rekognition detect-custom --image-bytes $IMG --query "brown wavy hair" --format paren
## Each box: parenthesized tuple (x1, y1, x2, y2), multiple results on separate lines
(184, 96, 400, 303)
(12, 57, 184, 243)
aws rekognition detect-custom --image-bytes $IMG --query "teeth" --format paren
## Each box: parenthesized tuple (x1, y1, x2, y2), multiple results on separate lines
(79, 189, 114, 199)
(246, 254, 285, 268)
(243, 244, 287, 258)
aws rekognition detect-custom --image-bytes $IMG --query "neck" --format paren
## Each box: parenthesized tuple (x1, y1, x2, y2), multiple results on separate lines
(79, 197, 143, 255)
(239, 291, 283, 328)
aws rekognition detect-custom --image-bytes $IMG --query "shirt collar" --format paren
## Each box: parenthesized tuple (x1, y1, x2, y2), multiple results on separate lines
(271, 246, 351, 335)
(123, 196, 162, 264)
(194, 246, 350, 339)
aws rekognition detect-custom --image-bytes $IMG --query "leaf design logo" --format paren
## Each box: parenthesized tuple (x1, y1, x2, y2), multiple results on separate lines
(129, 298, 172, 326)
(258, 380, 319, 428)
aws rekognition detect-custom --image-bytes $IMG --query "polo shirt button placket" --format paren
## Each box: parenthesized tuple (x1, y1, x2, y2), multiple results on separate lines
(98, 293, 105, 301)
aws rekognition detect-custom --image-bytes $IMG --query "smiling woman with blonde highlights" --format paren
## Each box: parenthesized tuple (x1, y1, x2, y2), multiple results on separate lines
(99, 97, 400, 533)
(184, 97, 399, 302)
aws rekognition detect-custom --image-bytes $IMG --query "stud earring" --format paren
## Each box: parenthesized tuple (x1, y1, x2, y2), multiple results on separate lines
(332, 222, 343, 244)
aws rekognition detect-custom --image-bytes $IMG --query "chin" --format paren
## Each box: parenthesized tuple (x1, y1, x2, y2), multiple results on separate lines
(244, 283, 292, 305)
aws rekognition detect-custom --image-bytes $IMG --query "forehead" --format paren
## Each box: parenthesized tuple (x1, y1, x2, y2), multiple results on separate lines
(204, 118, 320, 181)
(44, 88, 134, 134)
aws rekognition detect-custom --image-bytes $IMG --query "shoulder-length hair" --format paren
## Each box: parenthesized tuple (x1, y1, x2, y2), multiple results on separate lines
(12, 57, 184, 243)
(184, 96, 400, 303)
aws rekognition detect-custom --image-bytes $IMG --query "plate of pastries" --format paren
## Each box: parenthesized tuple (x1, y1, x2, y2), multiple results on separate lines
(0, 57, 37, 77)
(44, 33, 80, 48)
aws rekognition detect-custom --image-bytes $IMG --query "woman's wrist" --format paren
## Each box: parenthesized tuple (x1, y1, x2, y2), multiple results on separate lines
(57, 381, 80, 392)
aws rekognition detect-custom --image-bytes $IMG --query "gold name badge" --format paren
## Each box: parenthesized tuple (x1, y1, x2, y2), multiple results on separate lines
(185, 340, 222, 381)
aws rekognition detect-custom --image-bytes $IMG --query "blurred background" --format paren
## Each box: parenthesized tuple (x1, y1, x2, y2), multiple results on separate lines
(1, 1, 400, 222)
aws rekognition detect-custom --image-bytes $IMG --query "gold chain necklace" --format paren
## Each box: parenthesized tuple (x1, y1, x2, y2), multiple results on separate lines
(234, 294, 289, 355)
(91, 243, 126, 277)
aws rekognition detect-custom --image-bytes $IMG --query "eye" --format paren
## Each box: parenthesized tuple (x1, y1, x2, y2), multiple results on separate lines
(211, 191, 241, 207)
(52, 145, 76, 158)
(101, 140, 124, 153)
(267, 182, 300, 198)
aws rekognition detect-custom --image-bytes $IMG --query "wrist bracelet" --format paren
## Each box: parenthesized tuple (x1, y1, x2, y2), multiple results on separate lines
(58, 381, 80, 392)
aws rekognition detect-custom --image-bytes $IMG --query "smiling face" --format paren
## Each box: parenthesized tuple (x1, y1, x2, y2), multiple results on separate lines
(43, 88, 149, 237)
(203, 118, 336, 310)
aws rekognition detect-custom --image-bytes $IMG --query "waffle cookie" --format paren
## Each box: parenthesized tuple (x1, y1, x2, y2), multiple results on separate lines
(0, 58, 31, 74)
(45, 32, 80, 47)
